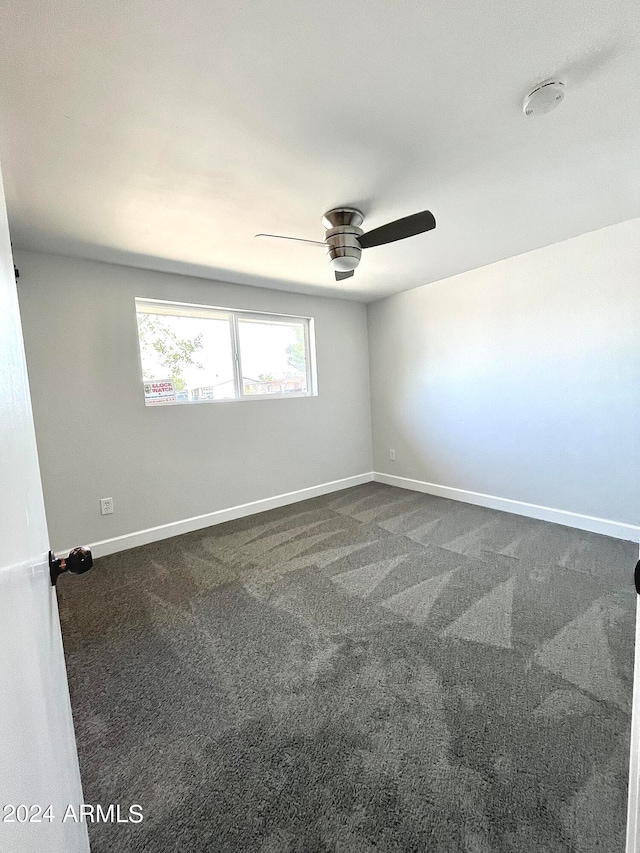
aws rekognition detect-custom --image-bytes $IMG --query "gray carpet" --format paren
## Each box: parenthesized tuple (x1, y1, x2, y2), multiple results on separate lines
(57, 483, 637, 852)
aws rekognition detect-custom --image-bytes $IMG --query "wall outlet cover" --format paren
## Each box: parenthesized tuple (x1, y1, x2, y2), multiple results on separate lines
(100, 497, 114, 515)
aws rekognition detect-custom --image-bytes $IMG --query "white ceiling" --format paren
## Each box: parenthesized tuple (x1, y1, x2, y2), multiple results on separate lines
(1, 0, 638, 302)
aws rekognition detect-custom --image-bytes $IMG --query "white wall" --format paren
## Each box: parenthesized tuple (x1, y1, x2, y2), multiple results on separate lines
(16, 251, 372, 552)
(368, 218, 640, 531)
(16, 218, 640, 552)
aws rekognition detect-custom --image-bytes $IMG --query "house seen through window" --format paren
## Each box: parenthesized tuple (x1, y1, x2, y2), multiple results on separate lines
(135, 298, 316, 406)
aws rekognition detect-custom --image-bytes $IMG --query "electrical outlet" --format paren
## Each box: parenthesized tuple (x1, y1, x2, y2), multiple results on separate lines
(389, 449, 396, 461)
(100, 497, 114, 515)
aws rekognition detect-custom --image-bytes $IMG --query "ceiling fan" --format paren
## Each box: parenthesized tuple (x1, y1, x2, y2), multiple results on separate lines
(256, 207, 436, 281)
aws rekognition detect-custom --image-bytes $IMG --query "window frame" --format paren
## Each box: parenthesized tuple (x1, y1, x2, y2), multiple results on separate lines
(135, 297, 317, 406)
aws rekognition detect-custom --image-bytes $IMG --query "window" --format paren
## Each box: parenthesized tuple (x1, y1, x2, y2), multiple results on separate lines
(135, 298, 316, 406)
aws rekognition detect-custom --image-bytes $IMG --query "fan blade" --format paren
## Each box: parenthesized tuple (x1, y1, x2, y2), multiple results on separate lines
(358, 210, 436, 249)
(255, 233, 326, 247)
(335, 270, 354, 281)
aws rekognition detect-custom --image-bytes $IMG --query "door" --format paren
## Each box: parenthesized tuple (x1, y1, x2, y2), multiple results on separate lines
(0, 165, 89, 852)
(627, 576, 640, 853)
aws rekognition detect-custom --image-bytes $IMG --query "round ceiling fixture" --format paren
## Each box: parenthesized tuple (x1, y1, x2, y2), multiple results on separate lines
(523, 79, 565, 116)
(329, 255, 359, 272)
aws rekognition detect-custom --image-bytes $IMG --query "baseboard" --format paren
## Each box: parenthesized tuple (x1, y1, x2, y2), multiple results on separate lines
(72, 473, 375, 559)
(374, 472, 640, 542)
(65, 469, 639, 559)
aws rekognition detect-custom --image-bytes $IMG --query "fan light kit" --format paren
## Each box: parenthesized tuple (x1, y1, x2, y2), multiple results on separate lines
(523, 79, 565, 116)
(256, 206, 436, 281)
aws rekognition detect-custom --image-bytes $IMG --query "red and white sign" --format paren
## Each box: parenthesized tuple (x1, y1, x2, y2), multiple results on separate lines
(143, 379, 176, 406)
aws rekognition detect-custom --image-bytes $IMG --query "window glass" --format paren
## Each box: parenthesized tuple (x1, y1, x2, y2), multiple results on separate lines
(238, 318, 308, 397)
(137, 311, 235, 403)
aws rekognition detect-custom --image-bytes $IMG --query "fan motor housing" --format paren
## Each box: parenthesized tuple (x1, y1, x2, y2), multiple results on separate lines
(322, 208, 364, 272)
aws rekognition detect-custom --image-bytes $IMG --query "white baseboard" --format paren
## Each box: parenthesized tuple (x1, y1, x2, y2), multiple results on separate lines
(64, 469, 639, 560)
(374, 472, 640, 542)
(70, 473, 374, 559)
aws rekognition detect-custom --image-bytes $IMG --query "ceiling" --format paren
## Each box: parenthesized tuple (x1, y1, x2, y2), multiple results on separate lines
(0, 0, 638, 302)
